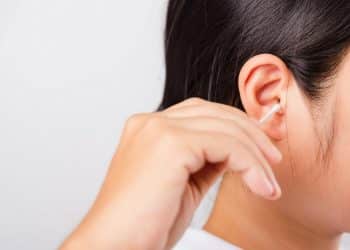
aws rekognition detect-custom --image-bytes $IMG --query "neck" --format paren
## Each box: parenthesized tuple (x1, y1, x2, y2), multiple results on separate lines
(203, 172, 342, 250)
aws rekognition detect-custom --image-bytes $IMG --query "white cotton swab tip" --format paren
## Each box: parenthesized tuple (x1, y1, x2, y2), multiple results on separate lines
(258, 103, 282, 124)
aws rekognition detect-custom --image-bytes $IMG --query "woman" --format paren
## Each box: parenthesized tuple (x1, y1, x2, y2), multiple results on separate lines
(60, 0, 350, 249)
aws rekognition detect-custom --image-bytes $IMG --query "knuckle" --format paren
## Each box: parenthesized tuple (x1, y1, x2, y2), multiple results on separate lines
(186, 97, 206, 105)
(156, 127, 188, 156)
(227, 140, 253, 170)
(126, 113, 143, 124)
(124, 113, 147, 132)
(135, 116, 183, 152)
(143, 115, 166, 132)
(159, 127, 180, 147)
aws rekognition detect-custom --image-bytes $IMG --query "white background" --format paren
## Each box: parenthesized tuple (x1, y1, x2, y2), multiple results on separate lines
(0, 1, 349, 249)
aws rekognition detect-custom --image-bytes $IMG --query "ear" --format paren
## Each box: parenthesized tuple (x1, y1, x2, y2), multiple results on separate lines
(238, 54, 290, 141)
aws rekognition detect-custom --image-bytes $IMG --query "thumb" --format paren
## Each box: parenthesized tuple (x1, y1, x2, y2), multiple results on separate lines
(189, 161, 228, 204)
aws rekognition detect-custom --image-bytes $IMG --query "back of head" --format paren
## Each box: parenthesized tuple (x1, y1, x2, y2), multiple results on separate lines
(157, 0, 350, 112)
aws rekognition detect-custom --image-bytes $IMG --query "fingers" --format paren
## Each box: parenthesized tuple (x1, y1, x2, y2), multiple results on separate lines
(161, 101, 282, 165)
(169, 116, 281, 196)
(162, 97, 205, 112)
(178, 129, 281, 200)
(159, 98, 283, 199)
(144, 98, 283, 199)
(189, 161, 228, 204)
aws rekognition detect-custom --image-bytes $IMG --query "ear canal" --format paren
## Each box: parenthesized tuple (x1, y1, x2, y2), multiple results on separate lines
(259, 103, 282, 124)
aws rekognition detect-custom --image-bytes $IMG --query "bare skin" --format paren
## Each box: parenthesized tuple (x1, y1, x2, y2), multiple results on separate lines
(203, 173, 342, 250)
(59, 96, 283, 250)
(60, 50, 350, 250)
(204, 51, 350, 250)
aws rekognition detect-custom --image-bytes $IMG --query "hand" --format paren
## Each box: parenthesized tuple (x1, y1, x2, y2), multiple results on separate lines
(60, 97, 282, 250)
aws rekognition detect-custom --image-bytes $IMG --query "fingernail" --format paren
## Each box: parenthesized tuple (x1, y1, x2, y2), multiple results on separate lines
(242, 168, 275, 198)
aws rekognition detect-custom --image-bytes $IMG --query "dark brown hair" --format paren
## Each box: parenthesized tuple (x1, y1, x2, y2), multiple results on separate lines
(157, 0, 350, 112)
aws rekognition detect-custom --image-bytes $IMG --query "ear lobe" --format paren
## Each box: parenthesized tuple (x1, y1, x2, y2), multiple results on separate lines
(238, 54, 289, 140)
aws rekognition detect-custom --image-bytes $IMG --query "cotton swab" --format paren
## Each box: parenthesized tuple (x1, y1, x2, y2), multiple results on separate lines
(258, 103, 282, 124)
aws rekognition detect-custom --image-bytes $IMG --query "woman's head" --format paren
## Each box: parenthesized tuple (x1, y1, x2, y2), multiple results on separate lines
(157, 0, 350, 234)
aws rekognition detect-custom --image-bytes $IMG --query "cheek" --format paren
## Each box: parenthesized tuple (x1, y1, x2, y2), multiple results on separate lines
(323, 127, 350, 231)
(327, 57, 350, 224)
(327, 76, 350, 230)
(273, 52, 350, 231)
(272, 82, 348, 230)
(329, 157, 350, 231)
(277, 82, 319, 179)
